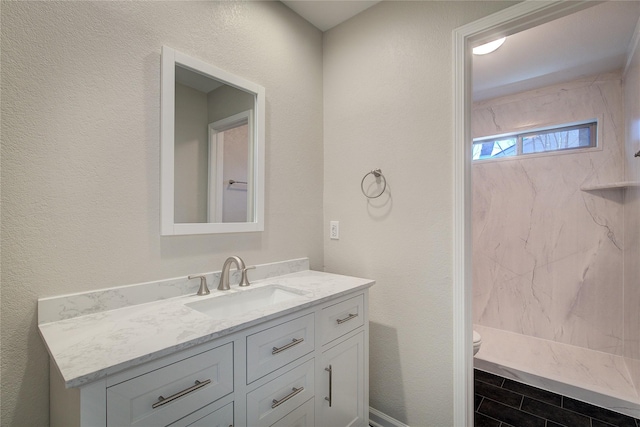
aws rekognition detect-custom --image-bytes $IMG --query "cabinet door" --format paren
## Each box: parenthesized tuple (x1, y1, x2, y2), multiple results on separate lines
(318, 332, 366, 427)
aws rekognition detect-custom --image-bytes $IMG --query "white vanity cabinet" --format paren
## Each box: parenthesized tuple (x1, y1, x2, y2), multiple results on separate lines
(317, 294, 367, 427)
(49, 289, 369, 427)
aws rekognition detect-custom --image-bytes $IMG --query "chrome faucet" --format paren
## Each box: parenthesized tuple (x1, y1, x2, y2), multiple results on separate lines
(218, 256, 249, 291)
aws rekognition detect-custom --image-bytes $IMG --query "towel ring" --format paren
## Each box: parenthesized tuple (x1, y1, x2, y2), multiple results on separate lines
(361, 169, 387, 199)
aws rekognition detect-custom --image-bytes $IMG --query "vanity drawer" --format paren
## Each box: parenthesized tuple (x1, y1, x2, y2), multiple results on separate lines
(246, 313, 314, 383)
(181, 401, 234, 427)
(320, 294, 364, 345)
(246, 359, 315, 427)
(106, 343, 233, 427)
(271, 398, 314, 427)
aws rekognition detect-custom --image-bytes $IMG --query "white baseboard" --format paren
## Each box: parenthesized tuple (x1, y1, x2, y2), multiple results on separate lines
(369, 407, 409, 427)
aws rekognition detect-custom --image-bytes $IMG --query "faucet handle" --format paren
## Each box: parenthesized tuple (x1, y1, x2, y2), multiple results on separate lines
(239, 266, 256, 287)
(188, 275, 210, 296)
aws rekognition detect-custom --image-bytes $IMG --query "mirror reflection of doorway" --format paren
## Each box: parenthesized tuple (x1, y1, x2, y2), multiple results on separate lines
(208, 110, 254, 223)
(219, 123, 249, 222)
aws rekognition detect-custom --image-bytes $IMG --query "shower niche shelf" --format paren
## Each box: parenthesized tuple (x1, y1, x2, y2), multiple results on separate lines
(580, 181, 640, 191)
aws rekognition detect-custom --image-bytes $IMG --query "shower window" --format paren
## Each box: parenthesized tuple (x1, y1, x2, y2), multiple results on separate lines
(472, 137, 517, 160)
(473, 120, 597, 161)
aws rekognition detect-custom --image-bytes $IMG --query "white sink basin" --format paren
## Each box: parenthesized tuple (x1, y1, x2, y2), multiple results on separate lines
(185, 285, 308, 320)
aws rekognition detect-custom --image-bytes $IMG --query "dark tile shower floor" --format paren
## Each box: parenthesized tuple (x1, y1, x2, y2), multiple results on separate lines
(475, 369, 640, 427)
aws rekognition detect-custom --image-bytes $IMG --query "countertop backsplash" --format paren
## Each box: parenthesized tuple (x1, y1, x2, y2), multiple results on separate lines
(38, 258, 309, 324)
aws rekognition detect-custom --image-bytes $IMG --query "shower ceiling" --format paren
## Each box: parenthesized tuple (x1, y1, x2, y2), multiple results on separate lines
(473, 1, 640, 101)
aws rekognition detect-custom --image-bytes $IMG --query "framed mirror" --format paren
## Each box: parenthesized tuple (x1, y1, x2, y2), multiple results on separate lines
(161, 46, 265, 235)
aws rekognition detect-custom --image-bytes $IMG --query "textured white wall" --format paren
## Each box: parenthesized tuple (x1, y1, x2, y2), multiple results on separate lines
(1, 2, 323, 425)
(623, 20, 640, 393)
(322, 2, 513, 425)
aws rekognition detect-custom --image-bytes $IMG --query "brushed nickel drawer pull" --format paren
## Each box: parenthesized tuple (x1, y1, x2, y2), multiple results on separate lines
(336, 313, 358, 324)
(271, 387, 304, 409)
(152, 379, 211, 409)
(272, 338, 304, 355)
(325, 365, 332, 407)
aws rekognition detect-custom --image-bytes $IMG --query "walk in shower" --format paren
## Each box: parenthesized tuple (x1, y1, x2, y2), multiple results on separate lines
(471, 2, 640, 418)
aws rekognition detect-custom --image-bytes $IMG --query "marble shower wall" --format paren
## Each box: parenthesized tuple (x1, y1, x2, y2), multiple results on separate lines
(623, 32, 640, 391)
(472, 72, 626, 355)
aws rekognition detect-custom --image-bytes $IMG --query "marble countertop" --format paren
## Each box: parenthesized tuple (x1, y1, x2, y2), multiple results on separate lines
(39, 269, 374, 388)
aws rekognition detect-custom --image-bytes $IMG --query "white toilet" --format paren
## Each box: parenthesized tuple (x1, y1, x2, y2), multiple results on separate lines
(473, 330, 482, 355)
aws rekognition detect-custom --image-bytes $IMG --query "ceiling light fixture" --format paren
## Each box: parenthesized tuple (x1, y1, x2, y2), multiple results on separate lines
(473, 37, 506, 55)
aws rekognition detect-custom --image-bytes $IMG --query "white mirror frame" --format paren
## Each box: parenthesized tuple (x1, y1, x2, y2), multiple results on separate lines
(160, 46, 265, 235)
(452, 1, 595, 424)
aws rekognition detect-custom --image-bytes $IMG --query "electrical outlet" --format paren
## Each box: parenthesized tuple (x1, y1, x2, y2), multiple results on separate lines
(330, 221, 339, 240)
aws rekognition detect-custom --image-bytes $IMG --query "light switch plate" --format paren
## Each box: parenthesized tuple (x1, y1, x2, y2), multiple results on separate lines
(330, 221, 339, 240)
